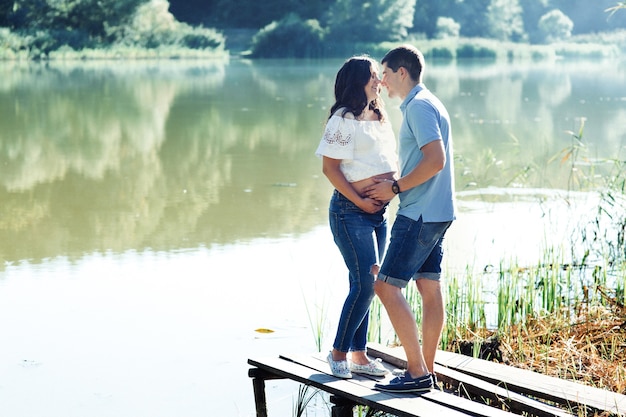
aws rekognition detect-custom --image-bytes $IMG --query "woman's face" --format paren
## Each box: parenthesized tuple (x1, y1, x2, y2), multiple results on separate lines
(364, 65, 381, 104)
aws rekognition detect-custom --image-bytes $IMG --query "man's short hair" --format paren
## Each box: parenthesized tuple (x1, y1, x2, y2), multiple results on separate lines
(381, 44, 425, 83)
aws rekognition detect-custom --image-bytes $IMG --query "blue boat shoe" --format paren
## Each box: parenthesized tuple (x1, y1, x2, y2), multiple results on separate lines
(432, 373, 442, 390)
(374, 373, 434, 393)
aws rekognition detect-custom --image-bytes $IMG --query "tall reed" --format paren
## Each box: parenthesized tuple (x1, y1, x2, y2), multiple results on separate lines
(292, 384, 321, 417)
(302, 285, 330, 353)
(441, 272, 462, 349)
(367, 297, 386, 346)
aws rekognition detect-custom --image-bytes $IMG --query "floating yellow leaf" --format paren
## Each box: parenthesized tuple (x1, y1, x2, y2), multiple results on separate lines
(254, 328, 275, 334)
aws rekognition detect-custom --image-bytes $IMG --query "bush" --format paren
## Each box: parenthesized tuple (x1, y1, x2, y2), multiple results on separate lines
(250, 14, 326, 58)
(428, 46, 455, 60)
(456, 43, 498, 59)
(553, 42, 619, 59)
(177, 26, 224, 50)
(570, 29, 626, 55)
(1, 28, 91, 58)
(0, 28, 28, 51)
(23, 29, 95, 56)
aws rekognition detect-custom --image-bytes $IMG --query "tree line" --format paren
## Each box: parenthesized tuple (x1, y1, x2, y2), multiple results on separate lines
(168, 0, 625, 41)
(0, 0, 624, 59)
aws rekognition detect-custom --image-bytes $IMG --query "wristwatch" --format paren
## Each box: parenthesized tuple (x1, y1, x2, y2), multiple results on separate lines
(391, 180, 401, 194)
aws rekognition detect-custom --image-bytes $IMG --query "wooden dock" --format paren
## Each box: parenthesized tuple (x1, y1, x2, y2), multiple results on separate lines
(248, 343, 626, 417)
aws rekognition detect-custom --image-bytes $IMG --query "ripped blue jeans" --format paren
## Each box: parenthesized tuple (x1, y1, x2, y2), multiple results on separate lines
(329, 190, 387, 353)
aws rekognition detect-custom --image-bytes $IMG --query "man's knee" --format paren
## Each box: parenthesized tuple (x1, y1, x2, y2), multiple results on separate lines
(416, 278, 440, 293)
(415, 279, 442, 303)
(373, 279, 385, 296)
(374, 279, 396, 299)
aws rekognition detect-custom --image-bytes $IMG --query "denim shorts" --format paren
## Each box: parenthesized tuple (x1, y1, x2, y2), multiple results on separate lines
(378, 214, 452, 288)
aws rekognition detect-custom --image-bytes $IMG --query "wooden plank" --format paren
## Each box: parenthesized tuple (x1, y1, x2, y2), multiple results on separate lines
(436, 349, 626, 416)
(368, 343, 626, 416)
(281, 353, 517, 417)
(433, 364, 573, 416)
(248, 355, 470, 417)
(366, 344, 573, 417)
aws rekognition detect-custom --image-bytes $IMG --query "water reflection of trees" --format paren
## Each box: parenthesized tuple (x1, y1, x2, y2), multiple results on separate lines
(0, 59, 337, 263)
(0, 59, 623, 263)
(430, 60, 625, 192)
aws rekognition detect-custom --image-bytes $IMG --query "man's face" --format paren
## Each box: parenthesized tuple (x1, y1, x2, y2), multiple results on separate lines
(381, 63, 401, 99)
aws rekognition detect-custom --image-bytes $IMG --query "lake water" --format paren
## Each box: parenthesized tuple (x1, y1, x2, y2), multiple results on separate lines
(0, 57, 625, 416)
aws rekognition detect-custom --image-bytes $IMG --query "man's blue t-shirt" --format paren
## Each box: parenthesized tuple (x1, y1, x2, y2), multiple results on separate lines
(397, 84, 456, 223)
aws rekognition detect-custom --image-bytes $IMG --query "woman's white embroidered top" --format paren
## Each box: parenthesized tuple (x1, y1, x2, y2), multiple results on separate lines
(316, 114, 397, 182)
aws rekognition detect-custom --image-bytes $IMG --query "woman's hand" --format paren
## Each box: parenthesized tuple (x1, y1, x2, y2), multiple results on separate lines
(357, 196, 384, 214)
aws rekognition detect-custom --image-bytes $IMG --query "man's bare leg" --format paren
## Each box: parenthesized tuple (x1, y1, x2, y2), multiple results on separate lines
(415, 278, 444, 373)
(374, 280, 429, 378)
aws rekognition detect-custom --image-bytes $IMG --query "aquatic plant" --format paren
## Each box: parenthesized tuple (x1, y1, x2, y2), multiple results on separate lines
(292, 384, 324, 417)
(302, 283, 331, 353)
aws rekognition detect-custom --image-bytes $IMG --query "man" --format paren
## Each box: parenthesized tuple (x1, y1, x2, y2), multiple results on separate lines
(364, 44, 456, 393)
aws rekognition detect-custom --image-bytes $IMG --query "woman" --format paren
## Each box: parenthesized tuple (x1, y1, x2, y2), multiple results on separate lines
(315, 56, 397, 378)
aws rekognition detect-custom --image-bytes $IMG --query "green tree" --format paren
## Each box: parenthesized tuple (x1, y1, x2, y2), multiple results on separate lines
(325, 0, 415, 42)
(410, 0, 458, 38)
(250, 13, 325, 58)
(202, 0, 284, 27)
(167, 0, 211, 25)
(435, 16, 460, 39)
(0, 0, 13, 26)
(519, 0, 550, 43)
(450, 0, 491, 37)
(172, 0, 333, 29)
(115, 0, 223, 49)
(117, 0, 179, 47)
(11, 0, 145, 40)
(537, 8, 573, 42)
(486, 0, 525, 41)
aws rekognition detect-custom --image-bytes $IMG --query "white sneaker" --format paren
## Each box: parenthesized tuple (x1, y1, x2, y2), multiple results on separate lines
(349, 358, 388, 376)
(326, 353, 352, 379)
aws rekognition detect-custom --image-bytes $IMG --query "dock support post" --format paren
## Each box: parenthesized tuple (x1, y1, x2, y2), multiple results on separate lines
(330, 395, 355, 417)
(248, 368, 273, 417)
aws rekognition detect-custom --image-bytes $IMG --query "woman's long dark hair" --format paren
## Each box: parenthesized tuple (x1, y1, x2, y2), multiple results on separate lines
(329, 56, 384, 122)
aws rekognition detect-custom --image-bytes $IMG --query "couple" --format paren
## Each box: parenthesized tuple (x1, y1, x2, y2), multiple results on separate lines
(315, 44, 456, 393)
